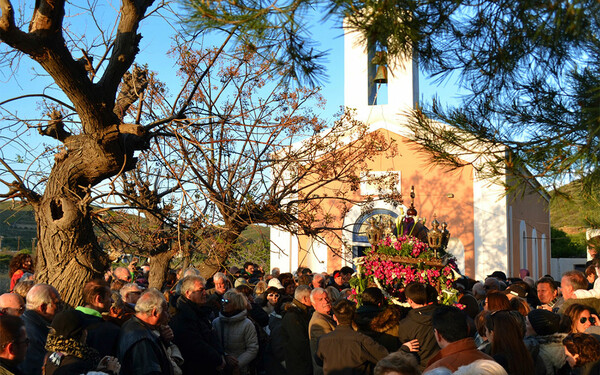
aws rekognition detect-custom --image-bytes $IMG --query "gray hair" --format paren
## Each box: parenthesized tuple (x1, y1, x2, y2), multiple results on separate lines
(453, 360, 508, 375)
(325, 286, 341, 303)
(223, 290, 248, 312)
(183, 268, 201, 278)
(120, 283, 142, 299)
(310, 288, 327, 304)
(213, 272, 227, 282)
(294, 285, 311, 301)
(26, 284, 59, 311)
(135, 288, 166, 315)
(110, 291, 126, 310)
(181, 276, 205, 295)
(423, 367, 453, 375)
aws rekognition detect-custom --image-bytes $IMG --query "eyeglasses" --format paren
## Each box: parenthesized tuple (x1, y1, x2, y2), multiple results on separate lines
(580, 316, 596, 324)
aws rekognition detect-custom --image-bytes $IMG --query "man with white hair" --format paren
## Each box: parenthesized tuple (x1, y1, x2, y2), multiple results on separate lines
(19, 283, 62, 375)
(282, 285, 313, 375)
(171, 276, 225, 375)
(309, 288, 335, 375)
(0, 293, 25, 317)
(118, 288, 174, 375)
(206, 272, 229, 315)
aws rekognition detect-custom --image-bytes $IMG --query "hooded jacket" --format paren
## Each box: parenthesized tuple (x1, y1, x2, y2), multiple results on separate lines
(212, 309, 259, 375)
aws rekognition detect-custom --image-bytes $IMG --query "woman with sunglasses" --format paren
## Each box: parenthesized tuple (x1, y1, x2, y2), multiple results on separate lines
(261, 287, 280, 315)
(213, 290, 259, 375)
(564, 304, 600, 334)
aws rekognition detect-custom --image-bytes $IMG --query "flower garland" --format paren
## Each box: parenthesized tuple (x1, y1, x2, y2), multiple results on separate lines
(350, 234, 461, 307)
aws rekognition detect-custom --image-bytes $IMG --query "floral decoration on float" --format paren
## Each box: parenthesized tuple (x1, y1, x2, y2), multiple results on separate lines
(349, 187, 462, 308)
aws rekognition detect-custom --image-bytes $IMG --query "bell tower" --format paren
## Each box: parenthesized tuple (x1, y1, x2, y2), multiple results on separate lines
(343, 24, 419, 122)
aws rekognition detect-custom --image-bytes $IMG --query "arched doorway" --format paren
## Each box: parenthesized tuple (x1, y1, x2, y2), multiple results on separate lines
(342, 201, 407, 264)
(351, 209, 400, 258)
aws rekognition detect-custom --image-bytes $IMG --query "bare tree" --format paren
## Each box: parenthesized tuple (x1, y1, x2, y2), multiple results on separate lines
(157, 45, 399, 277)
(0, 1, 398, 302)
(0, 1, 236, 304)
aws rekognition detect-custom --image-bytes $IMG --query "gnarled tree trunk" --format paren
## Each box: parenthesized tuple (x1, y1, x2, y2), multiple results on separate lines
(0, 0, 155, 306)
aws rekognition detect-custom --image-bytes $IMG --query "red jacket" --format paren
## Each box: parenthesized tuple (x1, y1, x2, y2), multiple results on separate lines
(424, 337, 492, 373)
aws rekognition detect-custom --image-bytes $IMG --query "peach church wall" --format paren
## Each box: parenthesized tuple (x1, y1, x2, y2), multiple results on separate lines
(297, 128, 476, 277)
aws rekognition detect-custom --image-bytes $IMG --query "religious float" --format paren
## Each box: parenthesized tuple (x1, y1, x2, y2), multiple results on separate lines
(350, 187, 462, 307)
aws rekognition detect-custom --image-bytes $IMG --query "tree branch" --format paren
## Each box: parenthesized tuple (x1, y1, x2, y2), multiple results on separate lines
(38, 109, 72, 142)
(0, 94, 75, 112)
(98, 0, 155, 105)
(0, 0, 40, 54)
(113, 64, 149, 120)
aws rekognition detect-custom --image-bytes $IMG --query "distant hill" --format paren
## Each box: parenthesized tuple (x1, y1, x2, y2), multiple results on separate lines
(549, 180, 599, 257)
(550, 180, 600, 229)
(0, 201, 36, 252)
(0, 201, 271, 268)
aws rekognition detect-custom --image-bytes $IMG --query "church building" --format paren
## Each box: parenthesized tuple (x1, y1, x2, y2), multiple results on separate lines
(270, 28, 551, 281)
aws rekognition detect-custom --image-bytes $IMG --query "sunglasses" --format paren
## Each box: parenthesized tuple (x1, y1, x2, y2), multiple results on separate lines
(580, 316, 596, 324)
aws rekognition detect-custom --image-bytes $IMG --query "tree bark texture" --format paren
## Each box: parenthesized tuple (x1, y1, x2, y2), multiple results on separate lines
(0, 0, 155, 306)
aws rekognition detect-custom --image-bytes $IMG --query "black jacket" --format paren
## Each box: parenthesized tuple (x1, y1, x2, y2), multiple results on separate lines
(19, 310, 50, 375)
(170, 296, 224, 375)
(78, 310, 121, 357)
(118, 316, 173, 375)
(281, 299, 313, 375)
(397, 304, 440, 371)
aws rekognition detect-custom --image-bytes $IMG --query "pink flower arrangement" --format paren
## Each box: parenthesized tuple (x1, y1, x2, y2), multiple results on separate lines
(351, 235, 459, 306)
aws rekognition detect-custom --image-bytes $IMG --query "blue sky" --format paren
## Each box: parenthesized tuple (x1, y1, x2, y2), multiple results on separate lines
(0, 3, 461, 196)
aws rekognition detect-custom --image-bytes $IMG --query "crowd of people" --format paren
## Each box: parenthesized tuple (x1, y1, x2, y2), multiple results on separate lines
(2, 256, 600, 375)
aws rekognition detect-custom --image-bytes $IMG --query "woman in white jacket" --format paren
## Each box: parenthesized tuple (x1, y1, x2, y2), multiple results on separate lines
(213, 289, 259, 375)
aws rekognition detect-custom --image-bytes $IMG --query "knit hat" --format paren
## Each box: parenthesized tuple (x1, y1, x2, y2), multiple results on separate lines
(51, 309, 94, 339)
(527, 309, 560, 336)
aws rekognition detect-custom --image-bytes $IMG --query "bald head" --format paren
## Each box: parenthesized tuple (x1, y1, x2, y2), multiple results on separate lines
(0, 293, 25, 317)
(113, 267, 131, 282)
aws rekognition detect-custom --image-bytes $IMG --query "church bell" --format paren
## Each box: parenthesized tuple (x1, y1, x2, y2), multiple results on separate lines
(373, 65, 388, 84)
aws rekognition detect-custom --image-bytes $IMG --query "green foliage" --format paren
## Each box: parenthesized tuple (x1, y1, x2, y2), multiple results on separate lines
(184, 0, 600, 196)
(550, 182, 600, 229)
(551, 227, 586, 258)
(225, 225, 271, 270)
(182, 0, 460, 86)
(0, 202, 36, 252)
